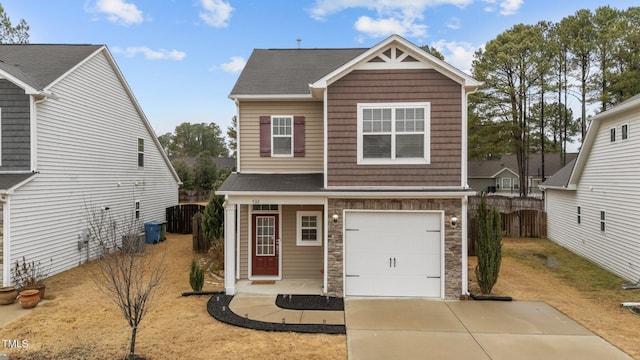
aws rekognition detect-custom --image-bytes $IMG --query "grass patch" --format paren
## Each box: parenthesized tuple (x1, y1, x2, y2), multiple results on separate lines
(503, 238, 628, 301)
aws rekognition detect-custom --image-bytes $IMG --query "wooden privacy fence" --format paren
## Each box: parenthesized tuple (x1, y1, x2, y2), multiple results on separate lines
(166, 204, 205, 234)
(468, 209, 547, 256)
(192, 212, 209, 253)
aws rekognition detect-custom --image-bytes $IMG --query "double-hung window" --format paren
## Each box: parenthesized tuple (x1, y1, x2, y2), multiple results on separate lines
(272, 116, 293, 156)
(137, 138, 144, 167)
(622, 124, 629, 140)
(296, 211, 322, 246)
(357, 102, 430, 164)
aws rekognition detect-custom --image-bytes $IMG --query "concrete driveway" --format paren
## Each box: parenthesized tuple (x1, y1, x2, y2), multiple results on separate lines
(345, 299, 633, 360)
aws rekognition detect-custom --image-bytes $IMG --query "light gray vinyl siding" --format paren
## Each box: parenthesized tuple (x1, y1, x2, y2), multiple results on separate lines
(5, 50, 178, 282)
(0, 79, 30, 170)
(546, 113, 640, 282)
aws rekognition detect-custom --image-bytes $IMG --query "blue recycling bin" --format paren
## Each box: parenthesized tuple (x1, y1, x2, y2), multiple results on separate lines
(144, 222, 161, 244)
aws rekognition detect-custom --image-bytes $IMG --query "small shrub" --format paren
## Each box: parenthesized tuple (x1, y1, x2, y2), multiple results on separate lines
(189, 258, 204, 292)
(475, 195, 502, 294)
(11, 257, 53, 290)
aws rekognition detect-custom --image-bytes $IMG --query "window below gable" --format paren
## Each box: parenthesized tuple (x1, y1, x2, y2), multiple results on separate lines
(622, 124, 629, 140)
(610, 127, 616, 143)
(357, 102, 430, 165)
(137, 138, 144, 167)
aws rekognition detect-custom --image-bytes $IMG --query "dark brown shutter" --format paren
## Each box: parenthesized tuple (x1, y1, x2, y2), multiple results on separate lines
(259, 116, 271, 157)
(294, 116, 305, 157)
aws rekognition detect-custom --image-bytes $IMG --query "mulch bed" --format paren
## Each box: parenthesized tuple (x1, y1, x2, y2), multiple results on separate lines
(276, 294, 344, 311)
(206, 294, 346, 334)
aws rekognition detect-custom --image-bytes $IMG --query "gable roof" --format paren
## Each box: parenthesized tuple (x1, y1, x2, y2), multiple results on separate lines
(229, 34, 481, 99)
(468, 153, 578, 179)
(0, 44, 181, 184)
(540, 159, 576, 189)
(568, 93, 640, 187)
(230, 48, 367, 97)
(0, 44, 102, 93)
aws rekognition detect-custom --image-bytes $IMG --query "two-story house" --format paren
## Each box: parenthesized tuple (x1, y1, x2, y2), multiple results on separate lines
(217, 35, 480, 299)
(541, 94, 640, 284)
(0, 44, 180, 285)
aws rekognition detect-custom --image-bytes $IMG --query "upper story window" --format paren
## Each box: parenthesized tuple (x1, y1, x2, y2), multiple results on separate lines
(137, 138, 144, 167)
(610, 127, 616, 143)
(357, 102, 430, 165)
(622, 124, 629, 140)
(259, 115, 305, 158)
(272, 116, 293, 156)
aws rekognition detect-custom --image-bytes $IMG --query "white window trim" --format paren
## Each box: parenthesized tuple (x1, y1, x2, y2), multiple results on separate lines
(577, 205, 581, 225)
(610, 127, 616, 143)
(600, 210, 606, 232)
(135, 200, 140, 220)
(271, 115, 293, 157)
(137, 138, 144, 167)
(621, 123, 629, 141)
(356, 102, 430, 165)
(296, 211, 322, 246)
(502, 177, 512, 190)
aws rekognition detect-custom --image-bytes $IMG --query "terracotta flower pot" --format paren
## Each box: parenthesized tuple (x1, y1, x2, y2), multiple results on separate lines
(24, 284, 46, 300)
(18, 289, 40, 309)
(0, 286, 18, 305)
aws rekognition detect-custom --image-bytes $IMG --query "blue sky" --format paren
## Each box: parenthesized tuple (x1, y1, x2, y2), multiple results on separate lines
(2, 0, 637, 142)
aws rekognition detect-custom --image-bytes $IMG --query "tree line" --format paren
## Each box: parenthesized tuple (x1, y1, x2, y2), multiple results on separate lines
(470, 6, 640, 196)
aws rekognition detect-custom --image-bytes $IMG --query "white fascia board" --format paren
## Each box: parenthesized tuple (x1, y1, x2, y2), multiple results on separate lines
(491, 167, 519, 178)
(311, 34, 481, 90)
(569, 96, 640, 186)
(99, 47, 182, 185)
(0, 70, 40, 95)
(539, 184, 576, 191)
(229, 94, 313, 101)
(219, 190, 475, 200)
(0, 173, 38, 195)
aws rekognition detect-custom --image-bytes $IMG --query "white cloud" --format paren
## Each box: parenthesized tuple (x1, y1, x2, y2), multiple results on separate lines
(309, 0, 473, 39)
(220, 56, 246, 73)
(95, 0, 143, 25)
(355, 15, 427, 38)
(447, 17, 461, 29)
(431, 39, 478, 74)
(115, 46, 186, 61)
(199, 0, 233, 27)
(499, 0, 522, 15)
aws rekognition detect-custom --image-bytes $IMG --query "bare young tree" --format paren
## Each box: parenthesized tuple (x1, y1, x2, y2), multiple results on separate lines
(85, 204, 165, 360)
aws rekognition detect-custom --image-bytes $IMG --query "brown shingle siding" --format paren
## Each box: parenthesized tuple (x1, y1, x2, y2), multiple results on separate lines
(327, 69, 463, 187)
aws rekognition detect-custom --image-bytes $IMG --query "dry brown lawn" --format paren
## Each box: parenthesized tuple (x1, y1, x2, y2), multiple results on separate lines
(0, 234, 346, 360)
(470, 238, 640, 360)
(2, 235, 640, 359)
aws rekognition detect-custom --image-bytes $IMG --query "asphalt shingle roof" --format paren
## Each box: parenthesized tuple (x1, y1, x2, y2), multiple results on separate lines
(0, 173, 36, 191)
(0, 44, 102, 90)
(217, 173, 324, 192)
(468, 153, 578, 179)
(229, 48, 368, 96)
(541, 159, 576, 188)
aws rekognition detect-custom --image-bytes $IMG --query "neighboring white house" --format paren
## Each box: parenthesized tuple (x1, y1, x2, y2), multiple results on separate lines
(0, 45, 181, 286)
(541, 94, 640, 283)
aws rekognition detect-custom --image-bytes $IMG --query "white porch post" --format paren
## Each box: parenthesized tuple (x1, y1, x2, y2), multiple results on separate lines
(224, 201, 237, 295)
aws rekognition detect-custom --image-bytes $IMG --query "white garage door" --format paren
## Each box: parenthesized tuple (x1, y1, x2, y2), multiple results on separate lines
(344, 211, 442, 297)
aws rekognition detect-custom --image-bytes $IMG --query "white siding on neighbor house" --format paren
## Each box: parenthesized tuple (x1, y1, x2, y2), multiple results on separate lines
(4, 50, 178, 284)
(546, 113, 640, 283)
(238, 101, 324, 173)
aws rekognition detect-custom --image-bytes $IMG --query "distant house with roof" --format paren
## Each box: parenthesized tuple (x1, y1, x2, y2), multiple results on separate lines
(468, 153, 578, 197)
(541, 94, 640, 283)
(0, 44, 180, 285)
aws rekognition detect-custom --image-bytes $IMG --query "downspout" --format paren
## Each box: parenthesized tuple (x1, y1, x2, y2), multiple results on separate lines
(32, 96, 50, 172)
(1, 194, 9, 286)
(462, 86, 479, 297)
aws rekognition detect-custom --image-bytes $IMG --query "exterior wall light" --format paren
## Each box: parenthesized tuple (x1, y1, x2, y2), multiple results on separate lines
(332, 213, 339, 224)
(451, 215, 458, 228)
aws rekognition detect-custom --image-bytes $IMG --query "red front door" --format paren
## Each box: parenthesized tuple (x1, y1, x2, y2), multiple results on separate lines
(252, 214, 279, 276)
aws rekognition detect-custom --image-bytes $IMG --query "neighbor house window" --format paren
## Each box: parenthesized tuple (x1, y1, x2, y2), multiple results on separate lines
(296, 211, 322, 246)
(135, 200, 140, 220)
(600, 210, 606, 232)
(357, 102, 430, 164)
(622, 124, 629, 140)
(272, 116, 293, 156)
(138, 138, 144, 167)
(610, 128, 616, 142)
(502, 177, 512, 190)
(577, 206, 581, 224)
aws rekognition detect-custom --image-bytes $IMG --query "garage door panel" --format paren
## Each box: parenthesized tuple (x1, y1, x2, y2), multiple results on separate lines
(344, 211, 443, 298)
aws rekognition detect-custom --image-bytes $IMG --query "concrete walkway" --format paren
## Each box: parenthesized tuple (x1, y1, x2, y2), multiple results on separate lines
(345, 299, 634, 360)
(229, 294, 344, 325)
